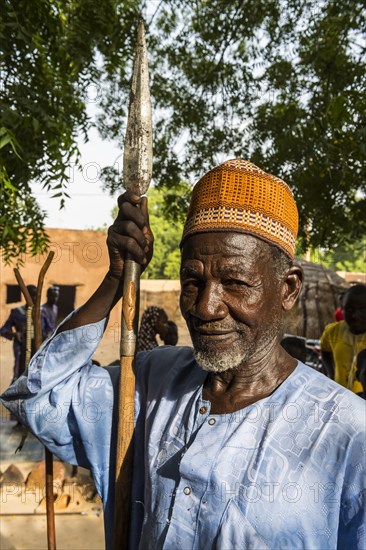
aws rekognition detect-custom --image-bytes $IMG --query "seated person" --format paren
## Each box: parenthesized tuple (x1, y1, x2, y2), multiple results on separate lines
(355, 348, 366, 399)
(162, 320, 179, 346)
(137, 306, 169, 351)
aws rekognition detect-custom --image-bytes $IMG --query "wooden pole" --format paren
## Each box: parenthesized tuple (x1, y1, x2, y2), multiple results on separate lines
(113, 20, 152, 550)
(14, 251, 56, 550)
(35, 252, 56, 550)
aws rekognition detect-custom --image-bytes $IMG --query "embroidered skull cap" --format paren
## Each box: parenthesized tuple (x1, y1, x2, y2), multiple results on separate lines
(181, 159, 298, 257)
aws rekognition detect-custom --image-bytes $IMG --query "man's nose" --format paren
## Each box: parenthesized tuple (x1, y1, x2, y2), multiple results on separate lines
(192, 283, 228, 320)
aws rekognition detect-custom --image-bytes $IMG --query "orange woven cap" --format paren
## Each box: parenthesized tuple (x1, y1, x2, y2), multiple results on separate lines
(181, 159, 298, 257)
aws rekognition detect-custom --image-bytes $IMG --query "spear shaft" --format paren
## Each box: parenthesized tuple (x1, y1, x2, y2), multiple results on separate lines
(113, 20, 153, 550)
(35, 252, 56, 550)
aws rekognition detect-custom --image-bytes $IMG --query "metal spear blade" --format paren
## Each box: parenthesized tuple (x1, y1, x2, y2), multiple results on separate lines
(123, 20, 153, 195)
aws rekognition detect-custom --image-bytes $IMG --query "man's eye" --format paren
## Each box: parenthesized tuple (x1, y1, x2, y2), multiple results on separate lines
(223, 279, 249, 288)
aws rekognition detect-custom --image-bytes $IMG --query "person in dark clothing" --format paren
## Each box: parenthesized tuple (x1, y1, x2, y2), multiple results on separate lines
(163, 320, 179, 346)
(0, 285, 37, 381)
(41, 285, 60, 339)
(137, 306, 169, 352)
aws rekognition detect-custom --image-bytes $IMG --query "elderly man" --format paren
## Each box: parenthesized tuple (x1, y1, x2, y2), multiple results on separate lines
(1, 160, 365, 549)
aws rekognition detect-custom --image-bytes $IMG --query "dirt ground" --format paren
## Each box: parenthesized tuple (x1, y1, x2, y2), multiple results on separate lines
(0, 515, 104, 550)
(1, 513, 105, 550)
(0, 415, 106, 550)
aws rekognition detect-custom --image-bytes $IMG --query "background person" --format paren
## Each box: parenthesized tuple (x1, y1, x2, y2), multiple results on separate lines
(355, 349, 366, 398)
(41, 285, 60, 339)
(137, 306, 169, 352)
(0, 284, 37, 381)
(334, 291, 345, 321)
(321, 284, 366, 393)
(163, 320, 179, 346)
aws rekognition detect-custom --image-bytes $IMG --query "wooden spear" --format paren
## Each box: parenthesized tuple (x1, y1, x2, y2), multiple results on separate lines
(113, 20, 153, 550)
(14, 251, 56, 550)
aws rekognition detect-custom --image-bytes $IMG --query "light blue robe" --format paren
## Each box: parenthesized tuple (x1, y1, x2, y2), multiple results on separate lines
(1, 315, 365, 549)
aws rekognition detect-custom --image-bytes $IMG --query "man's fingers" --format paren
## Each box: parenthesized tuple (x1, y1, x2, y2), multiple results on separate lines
(112, 220, 147, 249)
(140, 196, 153, 244)
(122, 236, 147, 264)
(116, 197, 148, 229)
(108, 228, 147, 265)
(110, 192, 153, 269)
(117, 191, 141, 210)
(140, 196, 149, 225)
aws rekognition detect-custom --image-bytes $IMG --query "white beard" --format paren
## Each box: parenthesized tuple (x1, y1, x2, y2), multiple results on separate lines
(194, 347, 245, 373)
(192, 318, 282, 374)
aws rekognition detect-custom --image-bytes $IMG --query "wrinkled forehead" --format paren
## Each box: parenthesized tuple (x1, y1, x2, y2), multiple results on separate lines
(180, 232, 277, 285)
(181, 230, 272, 260)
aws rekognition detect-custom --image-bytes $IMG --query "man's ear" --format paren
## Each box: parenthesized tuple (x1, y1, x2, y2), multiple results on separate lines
(282, 265, 303, 311)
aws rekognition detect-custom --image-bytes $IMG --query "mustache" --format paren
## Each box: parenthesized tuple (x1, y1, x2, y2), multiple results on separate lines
(192, 321, 239, 332)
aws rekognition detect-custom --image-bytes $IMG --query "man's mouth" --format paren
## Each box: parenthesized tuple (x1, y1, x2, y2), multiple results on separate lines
(191, 324, 239, 346)
(192, 321, 236, 333)
(196, 328, 233, 336)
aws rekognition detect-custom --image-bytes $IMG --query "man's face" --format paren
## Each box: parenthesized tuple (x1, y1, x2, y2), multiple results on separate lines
(343, 291, 366, 335)
(28, 287, 37, 304)
(48, 289, 59, 306)
(180, 232, 286, 373)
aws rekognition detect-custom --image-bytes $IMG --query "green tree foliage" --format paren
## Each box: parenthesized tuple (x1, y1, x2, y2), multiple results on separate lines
(0, 0, 140, 262)
(0, 127, 49, 262)
(305, 238, 366, 273)
(331, 239, 366, 273)
(153, 0, 366, 252)
(102, 0, 366, 251)
(144, 194, 181, 280)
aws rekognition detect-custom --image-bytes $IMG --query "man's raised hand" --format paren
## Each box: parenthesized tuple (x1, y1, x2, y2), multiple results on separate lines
(107, 191, 154, 280)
